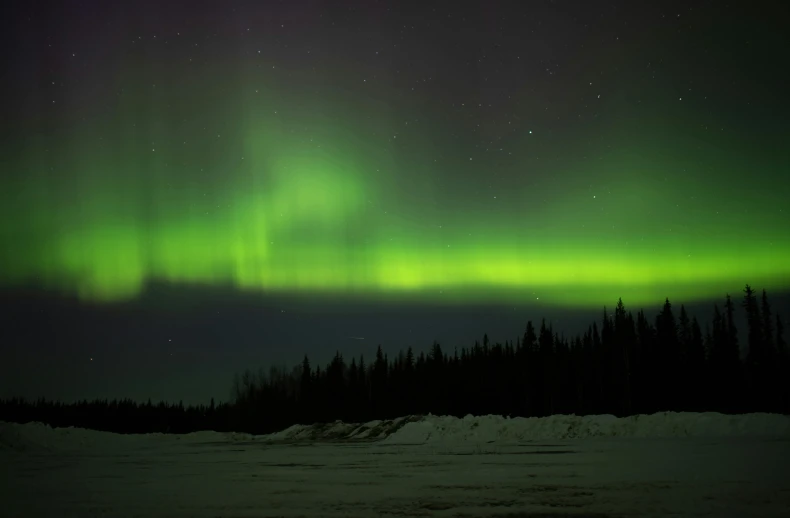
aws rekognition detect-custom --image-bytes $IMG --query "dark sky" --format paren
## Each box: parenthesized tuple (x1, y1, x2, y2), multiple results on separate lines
(1, 0, 788, 404)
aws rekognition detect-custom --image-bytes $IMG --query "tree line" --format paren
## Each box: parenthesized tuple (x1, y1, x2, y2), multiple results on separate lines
(0, 397, 234, 434)
(1, 284, 787, 435)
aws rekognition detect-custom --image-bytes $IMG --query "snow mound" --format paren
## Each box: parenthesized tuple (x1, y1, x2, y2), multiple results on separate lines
(382, 412, 790, 444)
(0, 421, 134, 452)
(3, 412, 788, 452)
(255, 415, 421, 443)
(0, 416, 422, 452)
(0, 422, 243, 452)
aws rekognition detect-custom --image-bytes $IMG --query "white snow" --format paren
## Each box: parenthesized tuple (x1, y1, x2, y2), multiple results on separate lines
(5, 411, 786, 453)
(2, 412, 789, 517)
(382, 411, 790, 445)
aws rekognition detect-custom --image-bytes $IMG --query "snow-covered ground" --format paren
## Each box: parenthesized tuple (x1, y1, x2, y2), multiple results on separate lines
(2, 412, 790, 517)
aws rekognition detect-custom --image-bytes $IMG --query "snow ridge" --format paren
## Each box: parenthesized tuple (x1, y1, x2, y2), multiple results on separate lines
(2, 411, 788, 452)
(382, 412, 790, 445)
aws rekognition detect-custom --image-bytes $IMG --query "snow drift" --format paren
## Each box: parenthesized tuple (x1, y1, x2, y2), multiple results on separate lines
(381, 412, 790, 445)
(0, 420, 134, 452)
(2, 411, 789, 452)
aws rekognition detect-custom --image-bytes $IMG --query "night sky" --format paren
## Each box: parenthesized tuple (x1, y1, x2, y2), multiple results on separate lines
(1, 0, 788, 404)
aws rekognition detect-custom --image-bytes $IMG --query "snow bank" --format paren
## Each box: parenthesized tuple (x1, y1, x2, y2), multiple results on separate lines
(0, 422, 235, 452)
(382, 412, 790, 445)
(258, 415, 420, 442)
(0, 421, 138, 452)
(3, 412, 788, 452)
(0, 417, 420, 452)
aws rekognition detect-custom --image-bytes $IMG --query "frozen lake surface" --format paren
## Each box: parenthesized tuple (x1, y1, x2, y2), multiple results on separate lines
(2, 413, 790, 517)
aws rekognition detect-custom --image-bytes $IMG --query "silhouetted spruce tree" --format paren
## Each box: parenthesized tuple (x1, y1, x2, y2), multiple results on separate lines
(708, 304, 725, 409)
(326, 351, 346, 420)
(743, 285, 763, 367)
(743, 285, 769, 410)
(777, 315, 788, 412)
(677, 305, 692, 410)
(568, 336, 584, 412)
(655, 298, 679, 411)
(724, 295, 739, 363)
(428, 341, 446, 415)
(723, 294, 742, 412)
(702, 322, 715, 409)
(357, 354, 367, 416)
(551, 333, 568, 414)
(495, 340, 511, 415)
(299, 354, 312, 421)
(522, 321, 539, 415)
(536, 319, 554, 416)
(760, 290, 780, 411)
(613, 299, 635, 415)
(599, 308, 614, 414)
(383, 352, 391, 414)
(347, 357, 360, 420)
(403, 347, 421, 416)
(580, 327, 594, 414)
(634, 309, 655, 413)
(371, 346, 387, 418)
(767, 291, 784, 412)
(761, 290, 774, 354)
(312, 363, 322, 422)
(501, 340, 517, 417)
(688, 317, 706, 411)
(590, 322, 602, 413)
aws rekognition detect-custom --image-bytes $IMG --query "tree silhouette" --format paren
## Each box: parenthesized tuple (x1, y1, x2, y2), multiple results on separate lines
(2, 285, 788, 435)
(655, 298, 679, 410)
(776, 315, 788, 410)
(761, 290, 774, 354)
(687, 317, 706, 410)
(743, 285, 763, 368)
(723, 294, 741, 412)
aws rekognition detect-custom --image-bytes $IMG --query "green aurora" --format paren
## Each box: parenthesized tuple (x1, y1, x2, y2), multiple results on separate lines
(2, 83, 789, 308)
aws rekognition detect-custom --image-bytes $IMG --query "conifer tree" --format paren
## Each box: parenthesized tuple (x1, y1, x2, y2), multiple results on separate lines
(761, 290, 774, 355)
(655, 298, 679, 409)
(688, 317, 706, 410)
(723, 294, 740, 412)
(743, 285, 763, 368)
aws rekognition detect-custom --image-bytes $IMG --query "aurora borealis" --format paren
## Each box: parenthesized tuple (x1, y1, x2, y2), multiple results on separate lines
(6, 111, 790, 308)
(1, 0, 789, 402)
(3, 1, 789, 309)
